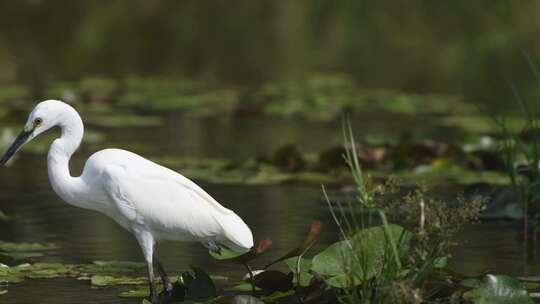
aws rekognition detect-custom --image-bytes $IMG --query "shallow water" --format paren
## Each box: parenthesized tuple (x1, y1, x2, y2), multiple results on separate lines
(0, 113, 537, 303)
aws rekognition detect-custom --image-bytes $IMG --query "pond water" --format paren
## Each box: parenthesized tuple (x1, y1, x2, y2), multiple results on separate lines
(0, 113, 537, 303)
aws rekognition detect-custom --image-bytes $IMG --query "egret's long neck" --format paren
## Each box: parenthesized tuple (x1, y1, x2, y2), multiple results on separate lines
(47, 108, 87, 208)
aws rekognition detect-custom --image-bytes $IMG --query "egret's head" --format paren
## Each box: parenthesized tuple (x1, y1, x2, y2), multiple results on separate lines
(0, 100, 66, 165)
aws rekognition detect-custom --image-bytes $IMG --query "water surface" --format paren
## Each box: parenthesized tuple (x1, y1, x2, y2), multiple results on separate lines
(0, 114, 535, 303)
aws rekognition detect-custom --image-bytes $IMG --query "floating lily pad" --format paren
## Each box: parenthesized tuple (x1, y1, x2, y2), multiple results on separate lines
(0, 242, 58, 252)
(210, 248, 244, 261)
(90, 275, 147, 286)
(118, 287, 149, 298)
(0, 264, 24, 284)
(182, 266, 217, 301)
(23, 263, 78, 279)
(81, 260, 145, 275)
(0, 252, 43, 264)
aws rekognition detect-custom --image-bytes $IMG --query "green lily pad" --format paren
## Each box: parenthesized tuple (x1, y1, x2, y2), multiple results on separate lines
(183, 266, 217, 301)
(81, 260, 145, 275)
(463, 275, 533, 304)
(209, 248, 244, 261)
(0, 265, 24, 284)
(23, 263, 77, 279)
(0, 241, 58, 252)
(119, 287, 149, 298)
(0, 252, 44, 264)
(90, 275, 147, 286)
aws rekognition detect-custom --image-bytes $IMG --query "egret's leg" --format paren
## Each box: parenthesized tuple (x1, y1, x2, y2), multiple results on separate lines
(154, 252, 173, 293)
(135, 230, 159, 304)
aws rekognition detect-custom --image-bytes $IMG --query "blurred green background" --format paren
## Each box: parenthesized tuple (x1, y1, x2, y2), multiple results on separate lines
(0, 0, 539, 106)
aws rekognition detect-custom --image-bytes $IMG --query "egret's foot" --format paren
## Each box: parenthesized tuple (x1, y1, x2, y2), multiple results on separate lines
(207, 241, 222, 254)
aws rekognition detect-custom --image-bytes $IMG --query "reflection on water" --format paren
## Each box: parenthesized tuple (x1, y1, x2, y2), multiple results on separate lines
(0, 115, 536, 303)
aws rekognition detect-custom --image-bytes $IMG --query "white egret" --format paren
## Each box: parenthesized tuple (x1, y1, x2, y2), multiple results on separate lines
(0, 100, 253, 303)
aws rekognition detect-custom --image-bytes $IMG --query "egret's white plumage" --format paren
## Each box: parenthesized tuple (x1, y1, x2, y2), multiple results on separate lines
(0, 100, 253, 303)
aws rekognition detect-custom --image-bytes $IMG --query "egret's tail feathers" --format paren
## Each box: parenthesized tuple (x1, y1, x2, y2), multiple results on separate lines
(217, 212, 253, 253)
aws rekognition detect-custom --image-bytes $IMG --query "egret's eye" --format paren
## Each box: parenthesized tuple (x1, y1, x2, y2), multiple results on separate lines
(34, 118, 43, 126)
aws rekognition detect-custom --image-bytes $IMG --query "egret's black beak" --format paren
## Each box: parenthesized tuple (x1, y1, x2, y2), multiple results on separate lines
(0, 129, 33, 166)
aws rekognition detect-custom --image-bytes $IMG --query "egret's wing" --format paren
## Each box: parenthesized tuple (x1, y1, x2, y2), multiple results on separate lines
(102, 162, 224, 239)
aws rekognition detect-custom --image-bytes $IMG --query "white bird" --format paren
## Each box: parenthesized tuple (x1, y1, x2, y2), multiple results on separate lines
(0, 100, 253, 303)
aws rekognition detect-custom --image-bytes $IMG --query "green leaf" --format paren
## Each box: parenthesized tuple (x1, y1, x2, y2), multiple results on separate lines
(209, 239, 272, 264)
(463, 275, 533, 304)
(311, 224, 410, 287)
(90, 275, 147, 286)
(209, 247, 244, 260)
(184, 266, 217, 301)
(83, 260, 145, 274)
(0, 252, 44, 264)
(0, 241, 58, 252)
(284, 257, 313, 286)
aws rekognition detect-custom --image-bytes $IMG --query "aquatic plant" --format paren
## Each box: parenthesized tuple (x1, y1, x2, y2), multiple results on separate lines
(318, 121, 494, 303)
(494, 108, 540, 258)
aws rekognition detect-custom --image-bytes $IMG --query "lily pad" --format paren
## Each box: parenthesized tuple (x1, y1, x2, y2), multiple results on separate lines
(118, 287, 149, 298)
(23, 263, 78, 279)
(81, 260, 145, 275)
(0, 241, 58, 252)
(0, 252, 43, 264)
(182, 266, 217, 301)
(91, 275, 147, 286)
